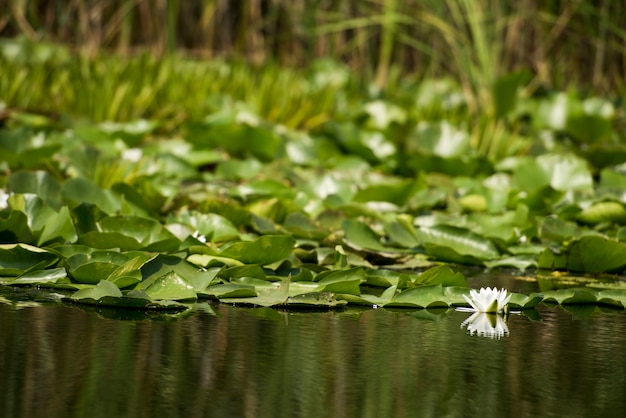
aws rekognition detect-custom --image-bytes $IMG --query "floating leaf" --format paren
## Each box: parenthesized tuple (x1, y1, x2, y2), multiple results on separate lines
(201, 283, 257, 299)
(106, 256, 147, 288)
(338, 286, 397, 307)
(14, 267, 68, 284)
(416, 225, 500, 263)
(542, 288, 598, 305)
(37, 206, 77, 245)
(217, 235, 296, 265)
(220, 279, 289, 307)
(596, 290, 626, 308)
(142, 271, 197, 301)
(0, 210, 35, 244)
(71, 280, 122, 300)
(353, 179, 419, 206)
(6, 170, 62, 209)
(385, 284, 449, 308)
(577, 201, 626, 225)
(538, 235, 626, 273)
(0, 243, 58, 276)
(483, 255, 538, 271)
(508, 293, 544, 309)
(343, 219, 404, 253)
(315, 267, 363, 295)
(65, 251, 129, 284)
(364, 269, 411, 288)
(282, 293, 347, 308)
(61, 177, 119, 214)
(414, 265, 466, 287)
(538, 153, 593, 192)
(409, 121, 470, 158)
(142, 254, 219, 291)
(566, 114, 612, 143)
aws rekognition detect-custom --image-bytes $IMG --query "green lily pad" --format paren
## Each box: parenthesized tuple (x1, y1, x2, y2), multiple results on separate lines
(219, 279, 290, 307)
(141, 271, 197, 301)
(542, 288, 599, 305)
(416, 225, 500, 262)
(6, 170, 62, 210)
(315, 267, 363, 295)
(0, 210, 35, 243)
(216, 235, 296, 265)
(61, 177, 120, 214)
(384, 284, 450, 308)
(200, 283, 257, 299)
(0, 243, 58, 276)
(71, 279, 123, 300)
(414, 265, 466, 287)
(508, 293, 544, 309)
(577, 201, 626, 225)
(338, 286, 397, 306)
(106, 256, 147, 288)
(343, 219, 404, 253)
(142, 254, 220, 291)
(65, 251, 129, 284)
(364, 269, 411, 288)
(14, 267, 68, 284)
(538, 235, 626, 273)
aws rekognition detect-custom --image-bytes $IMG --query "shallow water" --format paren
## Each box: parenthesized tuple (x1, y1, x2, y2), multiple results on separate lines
(2, 293, 626, 418)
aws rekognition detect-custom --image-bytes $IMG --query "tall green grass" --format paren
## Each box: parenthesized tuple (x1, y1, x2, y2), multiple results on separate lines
(0, 39, 353, 129)
(1, 1, 624, 162)
(2, 0, 625, 93)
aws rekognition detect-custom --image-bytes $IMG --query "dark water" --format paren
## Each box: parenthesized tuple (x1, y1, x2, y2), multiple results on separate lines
(1, 294, 626, 418)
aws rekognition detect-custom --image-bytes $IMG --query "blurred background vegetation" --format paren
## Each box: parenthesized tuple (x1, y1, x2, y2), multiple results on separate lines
(1, 0, 625, 93)
(0, 1, 625, 161)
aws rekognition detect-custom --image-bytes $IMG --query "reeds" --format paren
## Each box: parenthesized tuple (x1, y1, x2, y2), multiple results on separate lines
(0, 39, 352, 129)
(1, 0, 625, 93)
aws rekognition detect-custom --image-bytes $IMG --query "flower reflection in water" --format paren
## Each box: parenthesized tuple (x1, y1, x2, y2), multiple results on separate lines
(460, 312, 509, 339)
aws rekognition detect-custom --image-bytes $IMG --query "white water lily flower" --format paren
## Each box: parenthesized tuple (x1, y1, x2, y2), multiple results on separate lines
(463, 287, 511, 313)
(461, 312, 509, 339)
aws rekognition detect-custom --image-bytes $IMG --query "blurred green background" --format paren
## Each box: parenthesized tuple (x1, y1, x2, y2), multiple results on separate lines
(2, 0, 625, 93)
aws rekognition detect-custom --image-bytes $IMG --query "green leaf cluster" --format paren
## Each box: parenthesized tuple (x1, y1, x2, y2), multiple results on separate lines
(2, 47, 626, 310)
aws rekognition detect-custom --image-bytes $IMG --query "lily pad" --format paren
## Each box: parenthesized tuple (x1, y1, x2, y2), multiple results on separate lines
(71, 279, 122, 300)
(14, 267, 68, 284)
(201, 283, 257, 299)
(141, 271, 197, 301)
(414, 265, 466, 287)
(0, 243, 58, 276)
(416, 225, 500, 262)
(65, 251, 129, 284)
(538, 235, 626, 273)
(384, 284, 450, 308)
(143, 254, 221, 291)
(215, 235, 296, 265)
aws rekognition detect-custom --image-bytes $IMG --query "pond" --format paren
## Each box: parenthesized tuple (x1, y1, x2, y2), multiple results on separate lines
(1, 282, 626, 418)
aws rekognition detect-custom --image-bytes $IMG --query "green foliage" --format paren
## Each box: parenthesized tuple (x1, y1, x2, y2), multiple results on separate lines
(2, 35, 626, 311)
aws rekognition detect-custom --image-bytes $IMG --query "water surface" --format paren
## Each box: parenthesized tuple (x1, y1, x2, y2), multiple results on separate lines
(1, 296, 625, 418)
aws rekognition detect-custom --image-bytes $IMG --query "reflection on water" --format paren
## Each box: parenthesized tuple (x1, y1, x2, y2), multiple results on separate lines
(1, 300, 626, 418)
(460, 311, 509, 339)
